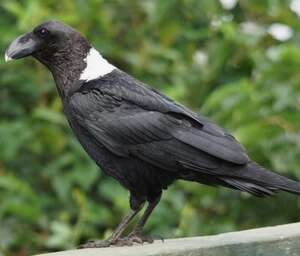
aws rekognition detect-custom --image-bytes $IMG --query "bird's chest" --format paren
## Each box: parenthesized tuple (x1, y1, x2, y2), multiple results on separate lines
(63, 105, 126, 178)
(63, 104, 104, 161)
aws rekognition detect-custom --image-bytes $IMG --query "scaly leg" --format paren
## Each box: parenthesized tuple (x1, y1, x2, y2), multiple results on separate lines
(125, 194, 162, 244)
(79, 196, 144, 248)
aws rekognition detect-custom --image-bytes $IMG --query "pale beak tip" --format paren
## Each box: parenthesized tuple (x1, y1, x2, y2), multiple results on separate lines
(4, 52, 12, 62)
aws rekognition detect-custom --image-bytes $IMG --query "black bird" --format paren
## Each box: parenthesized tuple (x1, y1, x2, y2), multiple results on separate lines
(5, 20, 300, 248)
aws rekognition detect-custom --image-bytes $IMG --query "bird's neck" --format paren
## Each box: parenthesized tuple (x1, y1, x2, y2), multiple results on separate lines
(79, 48, 115, 82)
(37, 43, 116, 98)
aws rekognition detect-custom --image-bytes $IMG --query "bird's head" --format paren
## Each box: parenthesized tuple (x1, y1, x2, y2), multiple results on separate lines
(5, 20, 115, 95)
(5, 20, 91, 73)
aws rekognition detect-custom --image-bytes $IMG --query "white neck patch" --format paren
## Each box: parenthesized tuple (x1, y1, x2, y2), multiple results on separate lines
(79, 47, 115, 81)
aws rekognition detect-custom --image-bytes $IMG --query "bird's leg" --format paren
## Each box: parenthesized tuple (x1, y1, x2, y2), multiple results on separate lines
(125, 194, 162, 244)
(79, 196, 144, 248)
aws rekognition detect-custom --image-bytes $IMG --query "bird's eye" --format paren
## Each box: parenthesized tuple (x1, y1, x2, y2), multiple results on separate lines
(38, 28, 49, 37)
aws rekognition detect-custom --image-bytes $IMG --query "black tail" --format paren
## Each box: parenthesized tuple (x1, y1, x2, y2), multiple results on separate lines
(221, 161, 300, 197)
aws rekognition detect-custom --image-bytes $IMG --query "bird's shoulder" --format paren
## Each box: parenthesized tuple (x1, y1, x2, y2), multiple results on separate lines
(69, 69, 235, 136)
(69, 70, 207, 126)
(66, 69, 249, 165)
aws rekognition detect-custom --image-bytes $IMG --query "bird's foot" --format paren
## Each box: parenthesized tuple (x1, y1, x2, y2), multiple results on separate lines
(124, 229, 154, 245)
(78, 239, 113, 248)
(78, 230, 155, 248)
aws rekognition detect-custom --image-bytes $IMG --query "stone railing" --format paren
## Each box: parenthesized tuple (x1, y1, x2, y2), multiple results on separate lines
(37, 222, 300, 256)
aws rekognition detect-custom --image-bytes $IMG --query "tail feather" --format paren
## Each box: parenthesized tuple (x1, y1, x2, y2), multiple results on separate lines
(222, 161, 300, 197)
(180, 160, 300, 197)
(222, 177, 277, 197)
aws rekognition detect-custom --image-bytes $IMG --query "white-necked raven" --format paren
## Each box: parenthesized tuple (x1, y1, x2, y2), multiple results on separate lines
(5, 20, 300, 248)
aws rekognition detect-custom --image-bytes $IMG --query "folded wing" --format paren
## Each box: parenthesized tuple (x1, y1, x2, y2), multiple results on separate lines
(68, 72, 249, 174)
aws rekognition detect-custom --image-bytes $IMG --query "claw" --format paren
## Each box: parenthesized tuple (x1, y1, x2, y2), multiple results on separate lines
(78, 232, 157, 248)
(130, 236, 143, 244)
(126, 230, 154, 245)
(78, 239, 112, 248)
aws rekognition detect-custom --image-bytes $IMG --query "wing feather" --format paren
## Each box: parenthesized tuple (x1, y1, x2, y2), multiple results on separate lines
(68, 73, 249, 174)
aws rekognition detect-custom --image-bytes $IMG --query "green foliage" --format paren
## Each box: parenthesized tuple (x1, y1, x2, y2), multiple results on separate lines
(1, 0, 300, 255)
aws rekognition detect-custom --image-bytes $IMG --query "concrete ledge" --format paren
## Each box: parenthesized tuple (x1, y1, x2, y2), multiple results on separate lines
(38, 222, 300, 256)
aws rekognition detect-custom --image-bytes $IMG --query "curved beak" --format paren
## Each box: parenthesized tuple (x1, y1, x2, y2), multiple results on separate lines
(5, 32, 40, 62)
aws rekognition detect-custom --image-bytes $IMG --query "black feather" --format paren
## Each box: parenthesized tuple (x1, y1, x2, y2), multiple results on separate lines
(64, 69, 300, 199)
